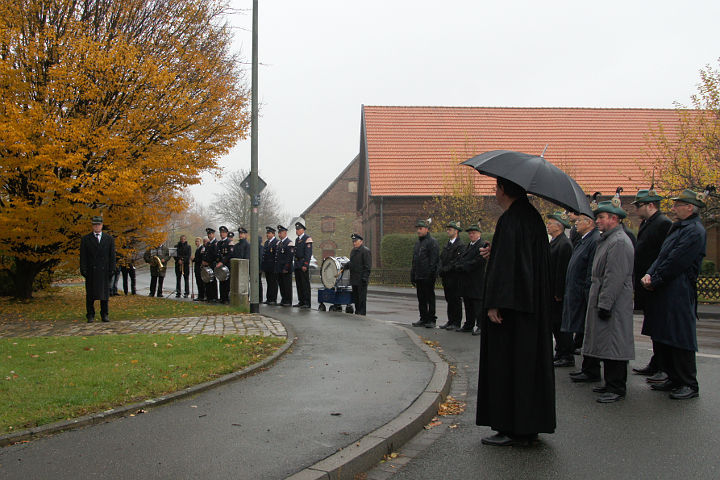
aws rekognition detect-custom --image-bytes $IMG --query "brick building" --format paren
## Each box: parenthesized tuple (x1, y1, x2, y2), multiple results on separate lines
(302, 105, 719, 267)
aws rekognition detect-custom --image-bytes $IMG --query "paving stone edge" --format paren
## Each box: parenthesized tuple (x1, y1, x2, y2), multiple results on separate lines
(0, 322, 296, 448)
(285, 324, 451, 480)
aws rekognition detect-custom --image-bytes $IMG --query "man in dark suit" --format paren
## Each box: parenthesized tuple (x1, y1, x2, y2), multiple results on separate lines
(293, 222, 313, 308)
(79, 216, 116, 323)
(456, 223, 486, 334)
(411, 219, 439, 328)
(547, 211, 574, 367)
(275, 225, 294, 306)
(631, 188, 672, 379)
(438, 221, 464, 330)
(346, 233, 372, 315)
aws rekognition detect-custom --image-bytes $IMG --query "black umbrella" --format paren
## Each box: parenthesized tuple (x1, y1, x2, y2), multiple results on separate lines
(461, 150, 593, 218)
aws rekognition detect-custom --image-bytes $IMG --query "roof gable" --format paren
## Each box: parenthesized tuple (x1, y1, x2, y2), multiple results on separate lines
(362, 106, 682, 196)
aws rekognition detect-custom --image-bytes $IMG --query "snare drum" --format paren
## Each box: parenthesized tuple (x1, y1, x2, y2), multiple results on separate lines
(200, 266, 215, 283)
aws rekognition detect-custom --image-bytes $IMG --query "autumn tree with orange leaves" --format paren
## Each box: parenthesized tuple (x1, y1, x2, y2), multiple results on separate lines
(0, 0, 249, 297)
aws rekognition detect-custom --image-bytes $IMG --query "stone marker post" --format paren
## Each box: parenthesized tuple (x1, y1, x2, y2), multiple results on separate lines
(230, 258, 249, 308)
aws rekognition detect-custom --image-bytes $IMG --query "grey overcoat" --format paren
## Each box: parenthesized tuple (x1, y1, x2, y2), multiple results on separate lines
(582, 225, 635, 361)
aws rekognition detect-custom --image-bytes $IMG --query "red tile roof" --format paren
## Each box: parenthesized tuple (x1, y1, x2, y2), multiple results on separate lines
(363, 106, 683, 197)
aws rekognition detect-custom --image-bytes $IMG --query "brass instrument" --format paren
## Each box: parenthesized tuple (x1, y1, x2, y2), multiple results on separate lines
(151, 255, 167, 273)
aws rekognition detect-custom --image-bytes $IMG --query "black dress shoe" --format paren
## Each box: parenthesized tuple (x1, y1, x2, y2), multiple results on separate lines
(592, 386, 608, 393)
(472, 327, 481, 336)
(301, 304, 311, 309)
(596, 392, 624, 403)
(481, 433, 515, 447)
(553, 359, 575, 368)
(646, 371, 669, 384)
(439, 322, 453, 329)
(650, 380, 676, 391)
(424, 322, 437, 328)
(456, 324, 474, 332)
(632, 365, 657, 376)
(87, 317, 94, 323)
(571, 373, 601, 383)
(183, 294, 189, 298)
(101, 316, 109, 323)
(157, 294, 163, 298)
(669, 386, 699, 400)
(175, 293, 181, 298)
(568, 370, 584, 377)
(267, 301, 277, 306)
(281, 303, 291, 307)
(411, 320, 427, 327)
(293, 303, 303, 307)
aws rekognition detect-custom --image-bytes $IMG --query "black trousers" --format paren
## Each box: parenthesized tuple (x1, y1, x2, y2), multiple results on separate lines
(110, 269, 120, 295)
(462, 296, 482, 329)
(441, 276, 462, 326)
(654, 341, 698, 391)
(219, 279, 230, 302)
(574, 332, 584, 351)
(551, 300, 574, 360)
(264, 271, 278, 302)
(86, 297, 108, 319)
(121, 266, 136, 294)
(149, 275, 164, 296)
(580, 355, 602, 378)
(175, 262, 190, 295)
(352, 283, 368, 315)
(295, 268, 311, 306)
(415, 279, 436, 323)
(277, 271, 293, 305)
(602, 359, 628, 396)
(194, 268, 205, 300)
(205, 278, 218, 300)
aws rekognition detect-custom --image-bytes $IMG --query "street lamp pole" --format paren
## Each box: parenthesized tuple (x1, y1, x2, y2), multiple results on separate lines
(249, 0, 260, 313)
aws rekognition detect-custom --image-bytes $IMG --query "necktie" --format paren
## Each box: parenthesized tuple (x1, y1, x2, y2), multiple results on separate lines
(96, 233, 101, 243)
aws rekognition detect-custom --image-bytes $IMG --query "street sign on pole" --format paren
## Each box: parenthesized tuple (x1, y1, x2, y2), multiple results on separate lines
(241, 175, 266, 196)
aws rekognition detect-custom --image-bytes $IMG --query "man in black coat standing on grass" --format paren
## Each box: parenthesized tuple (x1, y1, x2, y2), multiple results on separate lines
(80, 216, 116, 323)
(411, 219, 439, 328)
(631, 188, 672, 379)
(438, 221, 464, 330)
(346, 233, 371, 315)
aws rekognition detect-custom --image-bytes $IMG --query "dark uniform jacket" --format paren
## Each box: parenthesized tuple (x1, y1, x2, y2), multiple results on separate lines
(634, 211, 672, 310)
(457, 240, 487, 299)
(294, 233, 313, 270)
(411, 234, 439, 282)
(234, 238, 250, 260)
(202, 238, 218, 266)
(216, 238, 234, 266)
(275, 237, 294, 273)
(194, 245, 206, 272)
(80, 231, 116, 301)
(347, 245, 372, 286)
(561, 228, 600, 333)
(144, 245, 170, 277)
(262, 237, 278, 272)
(643, 214, 706, 351)
(439, 237, 464, 284)
(549, 234, 573, 301)
(174, 241, 191, 264)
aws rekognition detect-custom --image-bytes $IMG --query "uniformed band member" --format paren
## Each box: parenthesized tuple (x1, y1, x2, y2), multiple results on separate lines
(216, 226, 233, 304)
(546, 211, 574, 367)
(144, 243, 170, 297)
(411, 219, 439, 328)
(80, 216, 116, 323)
(631, 187, 672, 379)
(346, 233, 371, 315)
(293, 222, 313, 308)
(119, 251, 136, 295)
(235, 227, 251, 260)
(192, 237, 206, 301)
(174, 235, 191, 298)
(641, 188, 709, 400)
(275, 225, 294, 306)
(202, 227, 218, 302)
(438, 221, 464, 330)
(457, 222, 486, 334)
(262, 226, 279, 305)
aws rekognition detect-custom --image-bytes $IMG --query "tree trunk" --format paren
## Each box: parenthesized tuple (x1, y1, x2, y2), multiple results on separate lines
(12, 258, 53, 299)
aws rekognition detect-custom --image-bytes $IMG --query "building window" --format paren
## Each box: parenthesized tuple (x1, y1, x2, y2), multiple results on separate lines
(321, 216, 335, 233)
(348, 181, 357, 193)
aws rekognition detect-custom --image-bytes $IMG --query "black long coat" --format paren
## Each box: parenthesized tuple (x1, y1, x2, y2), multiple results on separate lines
(643, 214, 706, 351)
(561, 228, 600, 333)
(457, 241, 486, 299)
(347, 245, 372, 286)
(549, 234, 572, 301)
(410, 234, 439, 282)
(80, 232, 116, 301)
(439, 238, 464, 289)
(634, 211, 672, 311)
(476, 197, 555, 435)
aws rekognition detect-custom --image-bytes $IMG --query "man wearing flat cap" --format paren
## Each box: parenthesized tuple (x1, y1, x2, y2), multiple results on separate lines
(293, 222, 313, 308)
(275, 225, 295, 306)
(79, 216, 116, 322)
(262, 226, 279, 305)
(438, 221, 464, 330)
(546, 212, 574, 367)
(202, 227, 218, 302)
(641, 188, 708, 400)
(345, 233, 371, 315)
(631, 188, 672, 379)
(411, 219, 439, 328)
(456, 223, 486, 334)
(580, 198, 635, 403)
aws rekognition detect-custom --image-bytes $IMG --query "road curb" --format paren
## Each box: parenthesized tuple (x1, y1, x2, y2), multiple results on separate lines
(0, 322, 296, 448)
(285, 325, 451, 480)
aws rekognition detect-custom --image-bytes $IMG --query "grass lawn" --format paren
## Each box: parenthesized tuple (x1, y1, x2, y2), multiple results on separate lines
(0, 285, 247, 323)
(0, 334, 285, 433)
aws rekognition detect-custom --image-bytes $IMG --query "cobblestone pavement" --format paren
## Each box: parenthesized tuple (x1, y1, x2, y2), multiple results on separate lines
(0, 314, 286, 338)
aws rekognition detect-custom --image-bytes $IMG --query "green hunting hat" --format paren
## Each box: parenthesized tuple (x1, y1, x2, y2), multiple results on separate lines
(465, 223, 481, 232)
(594, 200, 627, 219)
(671, 189, 706, 208)
(632, 189, 664, 205)
(547, 211, 571, 229)
(445, 221, 461, 231)
(415, 219, 431, 228)
(91, 216, 103, 224)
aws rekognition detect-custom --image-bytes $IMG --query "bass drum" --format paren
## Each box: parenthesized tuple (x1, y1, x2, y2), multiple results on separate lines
(200, 266, 215, 283)
(320, 256, 350, 289)
(214, 265, 230, 282)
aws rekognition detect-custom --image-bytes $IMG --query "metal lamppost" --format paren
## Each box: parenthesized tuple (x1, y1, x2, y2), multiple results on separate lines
(248, 0, 260, 313)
